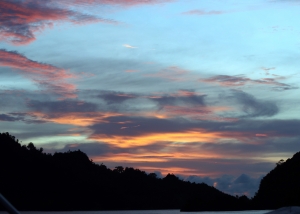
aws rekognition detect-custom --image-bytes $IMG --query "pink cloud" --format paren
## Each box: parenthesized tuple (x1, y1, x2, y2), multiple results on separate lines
(171, 90, 202, 97)
(202, 75, 250, 87)
(201, 74, 296, 90)
(0, 49, 76, 99)
(255, 134, 267, 137)
(0, 0, 174, 45)
(65, 0, 174, 6)
(0, 0, 118, 45)
(0, 49, 73, 79)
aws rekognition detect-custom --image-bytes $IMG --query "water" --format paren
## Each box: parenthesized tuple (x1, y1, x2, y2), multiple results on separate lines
(0, 210, 271, 214)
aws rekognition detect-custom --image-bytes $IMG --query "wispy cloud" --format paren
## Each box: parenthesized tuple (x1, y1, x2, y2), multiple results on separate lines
(0, 49, 76, 99)
(261, 67, 276, 75)
(0, 112, 46, 123)
(232, 90, 279, 118)
(63, 0, 175, 7)
(0, 0, 118, 45)
(162, 105, 237, 122)
(145, 66, 190, 82)
(10, 0, 175, 43)
(182, 10, 226, 16)
(123, 44, 138, 49)
(201, 74, 297, 91)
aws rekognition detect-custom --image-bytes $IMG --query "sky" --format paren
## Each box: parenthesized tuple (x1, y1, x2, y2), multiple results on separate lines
(1, 0, 300, 197)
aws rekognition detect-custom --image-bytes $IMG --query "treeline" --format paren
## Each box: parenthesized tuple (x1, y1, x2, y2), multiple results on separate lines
(0, 132, 251, 211)
(252, 152, 300, 209)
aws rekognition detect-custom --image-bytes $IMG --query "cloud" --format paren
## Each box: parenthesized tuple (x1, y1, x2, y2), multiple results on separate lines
(162, 105, 237, 122)
(0, 113, 46, 123)
(182, 10, 226, 16)
(186, 174, 263, 197)
(201, 74, 297, 91)
(261, 67, 276, 75)
(0, 49, 72, 79)
(27, 100, 98, 113)
(0, 0, 175, 47)
(148, 90, 206, 107)
(98, 91, 137, 104)
(203, 75, 250, 87)
(0, 0, 118, 45)
(145, 66, 190, 82)
(96, 90, 208, 111)
(87, 114, 257, 148)
(62, 0, 174, 7)
(0, 49, 76, 99)
(123, 44, 138, 49)
(232, 90, 279, 118)
(90, 118, 216, 147)
(0, 114, 20, 122)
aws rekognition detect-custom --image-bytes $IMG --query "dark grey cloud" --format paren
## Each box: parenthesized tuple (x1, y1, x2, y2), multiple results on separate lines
(231, 90, 279, 117)
(28, 100, 98, 113)
(89, 111, 300, 139)
(150, 92, 206, 107)
(0, 114, 20, 122)
(222, 119, 300, 137)
(89, 116, 201, 137)
(0, 113, 46, 123)
(96, 90, 206, 108)
(0, 122, 77, 144)
(200, 138, 300, 158)
(98, 91, 137, 104)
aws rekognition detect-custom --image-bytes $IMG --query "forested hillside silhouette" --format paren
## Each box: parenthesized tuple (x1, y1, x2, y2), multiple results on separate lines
(252, 152, 300, 209)
(0, 132, 249, 211)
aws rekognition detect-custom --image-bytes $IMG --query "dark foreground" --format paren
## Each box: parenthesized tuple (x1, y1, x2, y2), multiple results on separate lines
(1, 132, 300, 211)
(0, 210, 272, 214)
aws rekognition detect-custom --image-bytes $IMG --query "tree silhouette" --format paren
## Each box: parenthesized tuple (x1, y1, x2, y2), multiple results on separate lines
(0, 132, 251, 211)
(253, 153, 300, 209)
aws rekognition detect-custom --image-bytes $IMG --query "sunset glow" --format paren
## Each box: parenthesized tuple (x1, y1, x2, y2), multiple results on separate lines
(1, 0, 299, 197)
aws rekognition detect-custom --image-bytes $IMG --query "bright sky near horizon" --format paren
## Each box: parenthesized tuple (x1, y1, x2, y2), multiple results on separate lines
(0, 0, 300, 197)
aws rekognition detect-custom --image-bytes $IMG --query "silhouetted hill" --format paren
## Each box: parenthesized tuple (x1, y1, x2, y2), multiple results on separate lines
(253, 152, 300, 209)
(0, 132, 248, 211)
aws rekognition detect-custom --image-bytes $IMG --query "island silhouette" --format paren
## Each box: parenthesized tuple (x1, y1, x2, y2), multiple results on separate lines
(0, 132, 299, 211)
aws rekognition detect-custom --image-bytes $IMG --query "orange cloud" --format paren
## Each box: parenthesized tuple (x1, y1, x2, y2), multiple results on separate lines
(95, 151, 223, 162)
(134, 166, 211, 177)
(30, 112, 123, 126)
(90, 128, 244, 148)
